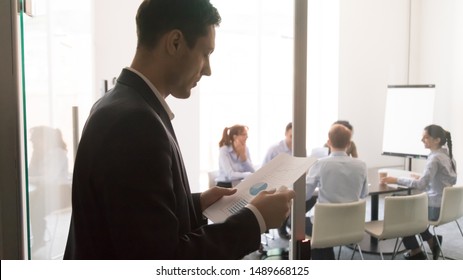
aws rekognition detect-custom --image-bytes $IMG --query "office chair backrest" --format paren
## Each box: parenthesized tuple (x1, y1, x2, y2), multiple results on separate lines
(436, 185, 463, 225)
(208, 170, 219, 188)
(381, 192, 428, 239)
(311, 199, 366, 249)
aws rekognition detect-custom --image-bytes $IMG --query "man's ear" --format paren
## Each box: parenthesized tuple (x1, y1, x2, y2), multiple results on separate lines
(327, 139, 332, 148)
(166, 29, 183, 55)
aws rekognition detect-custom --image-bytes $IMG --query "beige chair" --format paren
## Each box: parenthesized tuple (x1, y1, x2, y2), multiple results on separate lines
(429, 185, 463, 260)
(308, 199, 366, 260)
(364, 192, 429, 260)
(207, 170, 219, 188)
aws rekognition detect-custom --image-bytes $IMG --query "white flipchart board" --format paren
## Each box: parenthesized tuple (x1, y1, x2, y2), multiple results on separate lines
(382, 85, 435, 159)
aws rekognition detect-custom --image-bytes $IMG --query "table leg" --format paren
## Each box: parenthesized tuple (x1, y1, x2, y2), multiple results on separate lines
(370, 194, 379, 245)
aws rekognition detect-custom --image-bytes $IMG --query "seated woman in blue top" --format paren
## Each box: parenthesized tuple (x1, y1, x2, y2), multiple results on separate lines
(216, 125, 255, 188)
(382, 124, 457, 260)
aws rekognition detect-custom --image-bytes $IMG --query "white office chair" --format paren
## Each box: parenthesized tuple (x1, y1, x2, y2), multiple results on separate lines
(207, 170, 219, 188)
(308, 199, 366, 260)
(364, 192, 429, 260)
(429, 185, 463, 260)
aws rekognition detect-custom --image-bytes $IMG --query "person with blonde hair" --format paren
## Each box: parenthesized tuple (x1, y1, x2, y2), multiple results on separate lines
(306, 124, 368, 259)
(215, 124, 255, 187)
(324, 120, 358, 158)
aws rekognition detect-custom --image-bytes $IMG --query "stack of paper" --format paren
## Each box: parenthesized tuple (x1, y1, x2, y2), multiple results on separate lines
(203, 153, 317, 223)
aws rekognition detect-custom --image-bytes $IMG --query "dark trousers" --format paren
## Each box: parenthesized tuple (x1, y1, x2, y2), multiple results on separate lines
(403, 206, 440, 249)
(402, 229, 433, 250)
(311, 247, 335, 260)
(284, 195, 318, 231)
(216, 181, 233, 188)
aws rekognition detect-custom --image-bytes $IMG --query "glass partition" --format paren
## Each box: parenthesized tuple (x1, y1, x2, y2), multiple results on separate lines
(20, 0, 92, 259)
(18, 0, 338, 259)
(200, 0, 338, 189)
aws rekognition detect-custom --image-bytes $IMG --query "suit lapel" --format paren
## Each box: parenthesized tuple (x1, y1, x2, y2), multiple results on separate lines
(115, 69, 193, 205)
(116, 69, 178, 141)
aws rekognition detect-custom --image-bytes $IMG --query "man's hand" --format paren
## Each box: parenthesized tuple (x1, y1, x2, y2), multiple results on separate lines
(249, 186, 295, 230)
(200, 186, 237, 211)
(233, 138, 247, 161)
(381, 176, 398, 185)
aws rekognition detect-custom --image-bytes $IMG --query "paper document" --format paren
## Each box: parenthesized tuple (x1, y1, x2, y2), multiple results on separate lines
(387, 184, 410, 189)
(203, 153, 317, 223)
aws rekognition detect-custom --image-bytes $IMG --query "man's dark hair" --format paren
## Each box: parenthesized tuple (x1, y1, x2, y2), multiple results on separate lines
(425, 124, 455, 172)
(136, 0, 221, 49)
(333, 120, 353, 131)
(285, 122, 292, 133)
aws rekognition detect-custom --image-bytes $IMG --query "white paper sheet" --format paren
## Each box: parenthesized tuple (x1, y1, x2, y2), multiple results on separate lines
(203, 153, 317, 223)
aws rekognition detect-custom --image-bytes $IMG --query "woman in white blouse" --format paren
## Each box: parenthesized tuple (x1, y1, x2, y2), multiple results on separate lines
(215, 125, 255, 187)
(382, 124, 457, 260)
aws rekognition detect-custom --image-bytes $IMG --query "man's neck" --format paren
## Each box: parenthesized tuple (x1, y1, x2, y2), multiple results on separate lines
(330, 147, 346, 153)
(130, 50, 169, 99)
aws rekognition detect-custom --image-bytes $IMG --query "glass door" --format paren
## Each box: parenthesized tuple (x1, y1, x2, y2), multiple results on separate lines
(19, 0, 93, 259)
(17, 0, 339, 259)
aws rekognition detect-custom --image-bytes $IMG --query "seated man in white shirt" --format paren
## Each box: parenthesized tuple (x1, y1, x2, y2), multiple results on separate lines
(262, 122, 293, 165)
(305, 124, 369, 260)
(262, 122, 295, 239)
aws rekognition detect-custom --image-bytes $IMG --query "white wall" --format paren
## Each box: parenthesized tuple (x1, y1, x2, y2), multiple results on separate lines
(93, 1, 138, 98)
(339, 0, 462, 186)
(451, 0, 463, 185)
(408, 0, 463, 184)
(92, 0, 462, 191)
(339, 0, 410, 168)
(306, 0, 339, 151)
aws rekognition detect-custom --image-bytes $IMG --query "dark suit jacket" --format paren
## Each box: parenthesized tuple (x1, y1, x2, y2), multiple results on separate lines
(64, 69, 260, 259)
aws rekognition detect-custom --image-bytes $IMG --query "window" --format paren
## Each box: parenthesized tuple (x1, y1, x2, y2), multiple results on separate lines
(22, 0, 92, 259)
(200, 0, 339, 189)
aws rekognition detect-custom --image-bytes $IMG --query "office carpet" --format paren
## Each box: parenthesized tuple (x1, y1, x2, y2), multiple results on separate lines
(243, 194, 463, 261)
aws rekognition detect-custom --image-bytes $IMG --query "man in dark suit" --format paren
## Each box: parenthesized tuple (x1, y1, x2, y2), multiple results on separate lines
(64, 0, 295, 259)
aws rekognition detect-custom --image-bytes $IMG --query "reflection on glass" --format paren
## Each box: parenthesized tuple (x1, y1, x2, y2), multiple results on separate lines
(28, 126, 71, 257)
(22, 0, 92, 259)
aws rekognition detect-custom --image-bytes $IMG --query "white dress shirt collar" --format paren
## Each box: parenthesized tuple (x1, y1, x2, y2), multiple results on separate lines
(125, 67, 175, 120)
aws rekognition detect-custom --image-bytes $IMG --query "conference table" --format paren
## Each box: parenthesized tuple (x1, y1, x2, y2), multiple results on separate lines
(358, 168, 413, 253)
